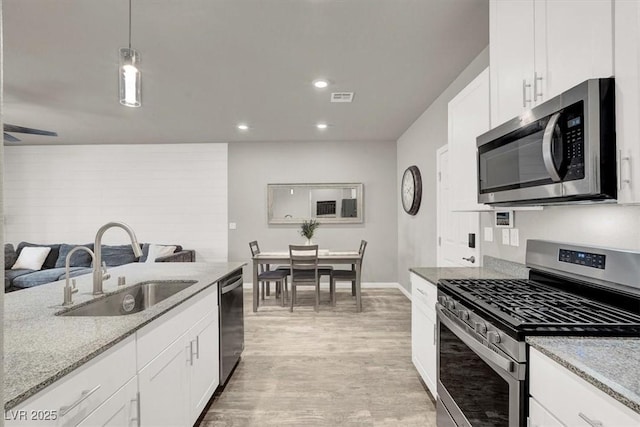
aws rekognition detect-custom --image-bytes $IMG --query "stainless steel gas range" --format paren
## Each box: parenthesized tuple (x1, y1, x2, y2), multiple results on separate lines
(436, 240, 640, 427)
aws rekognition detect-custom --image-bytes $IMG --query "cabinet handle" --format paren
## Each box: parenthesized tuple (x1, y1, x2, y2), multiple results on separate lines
(130, 392, 141, 427)
(416, 288, 427, 297)
(578, 412, 604, 427)
(433, 324, 437, 345)
(617, 149, 632, 191)
(533, 72, 543, 102)
(59, 384, 101, 416)
(189, 341, 195, 366)
(195, 335, 200, 360)
(522, 79, 532, 107)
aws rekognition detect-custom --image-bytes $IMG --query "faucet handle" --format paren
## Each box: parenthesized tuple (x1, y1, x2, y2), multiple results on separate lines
(101, 262, 111, 281)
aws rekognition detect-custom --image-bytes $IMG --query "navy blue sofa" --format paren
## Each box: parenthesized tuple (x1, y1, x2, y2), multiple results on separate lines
(5, 242, 195, 292)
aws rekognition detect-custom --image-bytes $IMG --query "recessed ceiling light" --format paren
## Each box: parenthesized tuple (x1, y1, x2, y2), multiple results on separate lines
(316, 123, 328, 130)
(313, 79, 329, 89)
(237, 124, 249, 131)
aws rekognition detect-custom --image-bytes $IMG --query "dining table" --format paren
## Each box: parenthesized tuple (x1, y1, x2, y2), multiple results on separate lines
(251, 249, 363, 312)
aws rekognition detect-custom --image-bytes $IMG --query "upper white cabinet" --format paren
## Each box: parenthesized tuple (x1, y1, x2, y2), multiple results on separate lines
(448, 67, 491, 211)
(615, 0, 640, 204)
(490, 0, 613, 128)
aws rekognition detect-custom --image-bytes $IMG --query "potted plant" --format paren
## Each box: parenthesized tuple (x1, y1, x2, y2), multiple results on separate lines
(300, 219, 320, 245)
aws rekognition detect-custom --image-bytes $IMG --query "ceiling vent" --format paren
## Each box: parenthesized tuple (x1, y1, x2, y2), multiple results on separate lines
(330, 92, 355, 103)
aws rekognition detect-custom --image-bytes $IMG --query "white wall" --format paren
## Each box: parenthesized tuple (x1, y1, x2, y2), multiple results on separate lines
(480, 205, 640, 263)
(228, 140, 398, 283)
(396, 47, 489, 292)
(4, 143, 228, 261)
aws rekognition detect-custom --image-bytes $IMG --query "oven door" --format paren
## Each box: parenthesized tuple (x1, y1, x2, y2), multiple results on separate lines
(436, 304, 525, 427)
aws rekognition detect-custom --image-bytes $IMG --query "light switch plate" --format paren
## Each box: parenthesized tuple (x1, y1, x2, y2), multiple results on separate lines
(510, 228, 519, 246)
(484, 227, 494, 242)
(229, 222, 237, 230)
(502, 229, 510, 245)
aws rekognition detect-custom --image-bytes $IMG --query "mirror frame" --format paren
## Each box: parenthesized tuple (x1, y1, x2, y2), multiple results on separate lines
(267, 183, 364, 224)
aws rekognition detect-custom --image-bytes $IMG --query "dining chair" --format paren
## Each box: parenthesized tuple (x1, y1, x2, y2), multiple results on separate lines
(329, 240, 367, 308)
(289, 244, 320, 312)
(249, 240, 289, 306)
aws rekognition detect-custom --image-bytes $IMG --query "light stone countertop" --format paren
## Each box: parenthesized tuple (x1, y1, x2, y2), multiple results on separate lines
(4, 261, 245, 409)
(527, 336, 640, 414)
(409, 266, 524, 284)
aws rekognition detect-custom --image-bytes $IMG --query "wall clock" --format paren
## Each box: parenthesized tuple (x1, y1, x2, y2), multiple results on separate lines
(401, 165, 422, 215)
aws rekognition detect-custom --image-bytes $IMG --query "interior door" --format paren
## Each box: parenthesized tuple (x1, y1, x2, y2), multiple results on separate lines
(437, 146, 480, 267)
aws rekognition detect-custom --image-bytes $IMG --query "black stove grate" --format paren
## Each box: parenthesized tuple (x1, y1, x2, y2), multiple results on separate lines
(439, 279, 640, 333)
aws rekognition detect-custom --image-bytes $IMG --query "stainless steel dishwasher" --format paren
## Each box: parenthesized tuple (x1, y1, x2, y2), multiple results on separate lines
(218, 269, 244, 386)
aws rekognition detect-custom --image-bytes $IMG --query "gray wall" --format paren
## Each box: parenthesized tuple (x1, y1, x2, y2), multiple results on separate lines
(396, 47, 490, 292)
(228, 140, 398, 282)
(480, 205, 640, 263)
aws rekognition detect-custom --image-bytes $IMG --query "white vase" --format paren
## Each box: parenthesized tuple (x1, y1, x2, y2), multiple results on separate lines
(305, 238, 313, 245)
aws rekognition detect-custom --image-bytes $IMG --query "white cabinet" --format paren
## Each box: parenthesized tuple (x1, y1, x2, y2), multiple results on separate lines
(490, 0, 613, 127)
(528, 396, 563, 427)
(136, 285, 219, 426)
(6, 335, 137, 427)
(529, 347, 640, 427)
(615, 0, 640, 204)
(77, 377, 139, 427)
(410, 272, 437, 398)
(448, 67, 491, 211)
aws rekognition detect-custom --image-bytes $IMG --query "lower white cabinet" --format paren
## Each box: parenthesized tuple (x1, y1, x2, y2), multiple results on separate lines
(188, 310, 221, 420)
(529, 347, 640, 427)
(528, 396, 563, 427)
(77, 377, 139, 427)
(410, 272, 438, 399)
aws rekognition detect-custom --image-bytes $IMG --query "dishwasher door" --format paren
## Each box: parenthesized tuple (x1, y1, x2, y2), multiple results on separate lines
(219, 271, 244, 386)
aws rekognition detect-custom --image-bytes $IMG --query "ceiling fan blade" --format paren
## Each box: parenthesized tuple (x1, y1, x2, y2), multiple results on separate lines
(4, 124, 58, 137)
(4, 132, 21, 143)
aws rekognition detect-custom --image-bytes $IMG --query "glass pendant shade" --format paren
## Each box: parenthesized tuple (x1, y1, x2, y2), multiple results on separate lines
(119, 47, 141, 107)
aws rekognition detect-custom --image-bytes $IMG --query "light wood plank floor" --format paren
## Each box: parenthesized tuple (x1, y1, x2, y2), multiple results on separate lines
(199, 287, 436, 426)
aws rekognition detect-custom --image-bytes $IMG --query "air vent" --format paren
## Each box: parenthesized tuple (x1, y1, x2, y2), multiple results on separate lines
(330, 92, 355, 103)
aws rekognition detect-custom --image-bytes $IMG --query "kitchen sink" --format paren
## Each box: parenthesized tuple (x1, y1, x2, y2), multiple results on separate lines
(58, 280, 198, 317)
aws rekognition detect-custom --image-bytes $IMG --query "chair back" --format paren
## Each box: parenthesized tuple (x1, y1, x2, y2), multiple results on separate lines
(289, 245, 319, 281)
(249, 240, 269, 274)
(358, 240, 368, 257)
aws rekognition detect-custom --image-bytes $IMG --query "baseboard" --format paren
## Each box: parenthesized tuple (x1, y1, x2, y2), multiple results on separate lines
(243, 281, 412, 301)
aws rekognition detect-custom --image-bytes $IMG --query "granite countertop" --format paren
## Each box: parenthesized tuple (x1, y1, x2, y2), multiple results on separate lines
(409, 266, 524, 284)
(527, 336, 640, 414)
(4, 261, 245, 409)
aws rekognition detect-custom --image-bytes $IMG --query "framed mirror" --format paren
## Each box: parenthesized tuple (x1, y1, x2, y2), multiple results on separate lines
(267, 183, 364, 224)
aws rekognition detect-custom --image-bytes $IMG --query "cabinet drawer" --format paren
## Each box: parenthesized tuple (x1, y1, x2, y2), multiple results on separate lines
(530, 348, 640, 427)
(410, 273, 437, 314)
(136, 284, 217, 369)
(6, 335, 136, 427)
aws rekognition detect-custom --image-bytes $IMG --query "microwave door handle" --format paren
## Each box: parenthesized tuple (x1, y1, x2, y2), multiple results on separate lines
(542, 112, 562, 182)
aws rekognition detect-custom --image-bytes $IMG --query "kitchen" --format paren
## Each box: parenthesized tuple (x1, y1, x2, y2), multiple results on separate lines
(2, 0, 640, 426)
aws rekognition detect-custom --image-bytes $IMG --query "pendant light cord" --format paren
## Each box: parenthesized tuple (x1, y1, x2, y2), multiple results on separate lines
(128, 0, 132, 50)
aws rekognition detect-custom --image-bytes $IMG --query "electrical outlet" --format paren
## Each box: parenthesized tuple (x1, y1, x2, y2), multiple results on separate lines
(502, 229, 510, 245)
(484, 227, 494, 242)
(229, 222, 237, 230)
(510, 228, 519, 246)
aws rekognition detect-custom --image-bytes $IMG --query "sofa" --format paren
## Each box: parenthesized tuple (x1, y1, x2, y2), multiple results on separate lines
(5, 242, 195, 292)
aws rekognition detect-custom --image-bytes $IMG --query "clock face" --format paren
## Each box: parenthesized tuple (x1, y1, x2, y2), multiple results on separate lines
(401, 166, 422, 215)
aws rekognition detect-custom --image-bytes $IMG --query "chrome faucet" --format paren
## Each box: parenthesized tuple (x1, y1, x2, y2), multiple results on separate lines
(63, 246, 95, 306)
(93, 222, 143, 295)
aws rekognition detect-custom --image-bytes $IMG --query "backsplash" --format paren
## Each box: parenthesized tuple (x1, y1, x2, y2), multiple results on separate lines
(480, 204, 640, 264)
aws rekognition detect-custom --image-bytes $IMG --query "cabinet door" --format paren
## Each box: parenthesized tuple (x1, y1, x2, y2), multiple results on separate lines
(411, 301, 437, 399)
(188, 308, 220, 424)
(534, 0, 613, 103)
(77, 377, 138, 427)
(490, 0, 535, 127)
(615, 0, 640, 204)
(138, 335, 189, 427)
(448, 67, 491, 212)
(528, 397, 563, 427)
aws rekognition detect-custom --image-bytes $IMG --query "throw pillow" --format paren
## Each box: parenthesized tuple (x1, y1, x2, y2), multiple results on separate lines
(11, 247, 52, 271)
(145, 245, 177, 263)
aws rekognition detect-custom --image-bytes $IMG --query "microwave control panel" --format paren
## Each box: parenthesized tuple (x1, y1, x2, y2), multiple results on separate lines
(559, 249, 606, 269)
(562, 101, 585, 181)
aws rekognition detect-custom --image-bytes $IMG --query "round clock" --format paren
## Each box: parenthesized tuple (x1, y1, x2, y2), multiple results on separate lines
(401, 165, 422, 215)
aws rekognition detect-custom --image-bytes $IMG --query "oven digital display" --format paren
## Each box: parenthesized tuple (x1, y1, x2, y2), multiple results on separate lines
(559, 249, 605, 269)
(567, 116, 581, 128)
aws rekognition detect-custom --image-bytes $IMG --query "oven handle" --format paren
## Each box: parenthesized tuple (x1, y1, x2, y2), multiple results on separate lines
(436, 304, 515, 374)
(542, 112, 563, 182)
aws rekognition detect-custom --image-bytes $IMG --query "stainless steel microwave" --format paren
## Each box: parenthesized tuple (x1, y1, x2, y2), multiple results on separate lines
(477, 78, 616, 205)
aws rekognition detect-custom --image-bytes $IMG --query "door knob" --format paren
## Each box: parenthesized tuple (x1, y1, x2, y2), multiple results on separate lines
(462, 256, 476, 264)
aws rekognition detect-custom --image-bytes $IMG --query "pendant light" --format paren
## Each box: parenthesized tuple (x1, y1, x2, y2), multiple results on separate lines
(119, 0, 141, 107)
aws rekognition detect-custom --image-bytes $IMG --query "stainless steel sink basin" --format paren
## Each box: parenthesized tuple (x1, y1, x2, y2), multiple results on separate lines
(58, 280, 198, 317)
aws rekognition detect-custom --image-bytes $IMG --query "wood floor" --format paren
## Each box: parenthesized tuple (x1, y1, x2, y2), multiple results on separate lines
(198, 286, 437, 426)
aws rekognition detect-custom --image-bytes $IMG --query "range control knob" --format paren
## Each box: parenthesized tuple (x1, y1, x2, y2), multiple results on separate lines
(458, 310, 470, 321)
(446, 300, 456, 310)
(487, 331, 501, 344)
(474, 322, 487, 335)
(438, 296, 448, 305)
